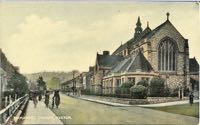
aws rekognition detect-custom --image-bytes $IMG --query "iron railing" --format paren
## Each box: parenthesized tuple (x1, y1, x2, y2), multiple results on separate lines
(0, 94, 28, 124)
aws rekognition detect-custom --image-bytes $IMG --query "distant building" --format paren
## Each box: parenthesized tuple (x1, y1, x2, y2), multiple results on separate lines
(85, 66, 94, 90)
(61, 79, 74, 92)
(61, 72, 86, 95)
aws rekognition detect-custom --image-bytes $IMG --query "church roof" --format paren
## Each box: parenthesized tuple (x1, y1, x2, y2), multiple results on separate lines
(189, 57, 199, 73)
(112, 27, 151, 55)
(109, 50, 153, 74)
(112, 43, 128, 55)
(140, 20, 185, 42)
(112, 22, 152, 55)
(112, 19, 185, 56)
(145, 20, 168, 39)
(128, 50, 153, 72)
(97, 53, 124, 68)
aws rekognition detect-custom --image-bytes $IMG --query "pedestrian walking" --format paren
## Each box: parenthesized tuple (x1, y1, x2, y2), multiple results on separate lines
(32, 91, 38, 108)
(189, 91, 194, 106)
(52, 90, 60, 108)
(52, 96, 55, 108)
(45, 90, 50, 108)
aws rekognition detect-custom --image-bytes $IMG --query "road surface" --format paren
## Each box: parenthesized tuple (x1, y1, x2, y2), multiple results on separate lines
(51, 93, 198, 125)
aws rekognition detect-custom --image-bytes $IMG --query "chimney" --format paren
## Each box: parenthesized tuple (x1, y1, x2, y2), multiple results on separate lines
(103, 51, 110, 56)
(89, 66, 94, 72)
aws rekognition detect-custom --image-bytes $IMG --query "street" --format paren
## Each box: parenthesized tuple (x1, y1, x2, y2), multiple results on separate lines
(51, 93, 198, 125)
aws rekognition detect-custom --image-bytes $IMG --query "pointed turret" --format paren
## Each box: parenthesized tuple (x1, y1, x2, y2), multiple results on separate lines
(136, 16, 142, 26)
(134, 16, 143, 39)
(144, 21, 151, 31)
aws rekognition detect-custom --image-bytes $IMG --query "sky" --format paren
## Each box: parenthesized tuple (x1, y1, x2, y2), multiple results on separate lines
(0, 1, 199, 74)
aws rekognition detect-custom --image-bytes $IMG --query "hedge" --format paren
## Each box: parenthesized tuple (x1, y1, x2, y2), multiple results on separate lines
(130, 85, 147, 99)
(149, 77, 165, 97)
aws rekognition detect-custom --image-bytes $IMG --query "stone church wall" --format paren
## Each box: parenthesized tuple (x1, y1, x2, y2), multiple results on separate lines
(165, 75, 185, 89)
(148, 22, 186, 72)
(146, 22, 188, 89)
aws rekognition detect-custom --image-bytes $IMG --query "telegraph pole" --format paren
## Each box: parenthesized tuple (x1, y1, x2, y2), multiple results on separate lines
(73, 70, 75, 95)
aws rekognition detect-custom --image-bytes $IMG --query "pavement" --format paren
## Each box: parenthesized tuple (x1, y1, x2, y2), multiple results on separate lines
(78, 96, 132, 107)
(22, 100, 64, 125)
(76, 94, 199, 107)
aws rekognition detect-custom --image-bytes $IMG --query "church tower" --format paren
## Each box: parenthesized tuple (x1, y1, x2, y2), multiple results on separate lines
(134, 16, 143, 39)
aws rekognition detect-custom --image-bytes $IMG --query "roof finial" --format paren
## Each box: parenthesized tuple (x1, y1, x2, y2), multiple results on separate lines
(166, 12, 170, 20)
(147, 21, 149, 28)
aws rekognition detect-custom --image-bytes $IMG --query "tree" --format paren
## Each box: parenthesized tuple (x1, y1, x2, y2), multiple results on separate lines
(130, 85, 147, 99)
(37, 76, 47, 91)
(120, 81, 135, 88)
(7, 72, 28, 97)
(47, 77, 60, 90)
(149, 77, 165, 97)
(137, 80, 149, 87)
(115, 81, 135, 98)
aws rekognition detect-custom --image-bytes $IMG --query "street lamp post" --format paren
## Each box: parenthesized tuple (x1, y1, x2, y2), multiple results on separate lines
(178, 83, 183, 100)
(0, 73, 2, 109)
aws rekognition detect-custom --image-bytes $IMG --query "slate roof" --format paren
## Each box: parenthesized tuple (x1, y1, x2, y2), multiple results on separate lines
(97, 54, 124, 68)
(112, 24, 152, 55)
(189, 57, 199, 73)
(112, 43, 128, 55)
(141, 20, 185, 42)
(112, 19, 185, 56)
(144, 20, 168, 39)
(128, 50, 153, 72)
(133, 26, 152, 43)
(109, 50, 153, 74)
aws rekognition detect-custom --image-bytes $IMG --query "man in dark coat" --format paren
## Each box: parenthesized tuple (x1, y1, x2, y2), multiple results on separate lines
(189, 92, 194, 106)
(45, 90, 50, 108)
(54, 90, 60, 108)
(52, 90, 60, 108)
(33, 91, 38, 108)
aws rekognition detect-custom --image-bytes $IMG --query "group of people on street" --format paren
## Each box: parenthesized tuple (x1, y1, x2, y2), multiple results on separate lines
(31, 90, 60, 108)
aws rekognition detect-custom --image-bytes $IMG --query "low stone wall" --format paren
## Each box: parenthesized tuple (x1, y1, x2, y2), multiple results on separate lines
(147, 97, 187, 104)
(81, 95, 188, 105)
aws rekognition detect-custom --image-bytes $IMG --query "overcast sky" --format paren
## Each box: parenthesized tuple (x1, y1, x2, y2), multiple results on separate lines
(0, 2, 199, 73)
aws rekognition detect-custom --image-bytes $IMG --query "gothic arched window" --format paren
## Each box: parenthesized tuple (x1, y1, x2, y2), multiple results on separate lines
(158, 39, 176, 71)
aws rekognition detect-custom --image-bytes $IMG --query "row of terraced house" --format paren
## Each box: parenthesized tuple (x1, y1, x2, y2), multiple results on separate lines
(61, 13, 199, 97)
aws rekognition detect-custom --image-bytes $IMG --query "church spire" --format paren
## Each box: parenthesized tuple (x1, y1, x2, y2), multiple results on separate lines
(134, 16, 143, 39)
(136, 16, 142, 26)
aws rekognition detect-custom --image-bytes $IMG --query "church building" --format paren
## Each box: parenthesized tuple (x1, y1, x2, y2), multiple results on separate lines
(98, 13, 199, 96)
